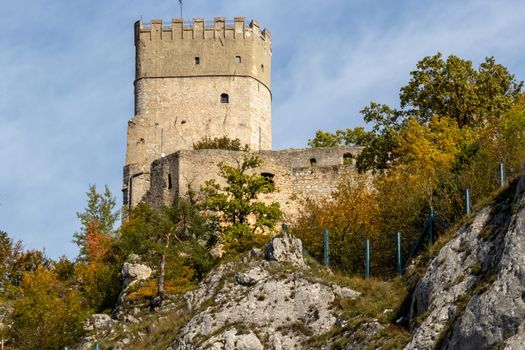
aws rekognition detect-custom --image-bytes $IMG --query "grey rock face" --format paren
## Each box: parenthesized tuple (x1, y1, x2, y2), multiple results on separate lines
(235, 266, 268, 286)
(407, 177, 525, 350)
(504, 321, 525, 349)
(171, 234, 360, 349)
(265, 232, 306, 267)
(84, 313, 112, 331)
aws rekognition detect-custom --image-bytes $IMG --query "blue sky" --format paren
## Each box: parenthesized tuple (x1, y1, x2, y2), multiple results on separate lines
(1, 0, 524, 259)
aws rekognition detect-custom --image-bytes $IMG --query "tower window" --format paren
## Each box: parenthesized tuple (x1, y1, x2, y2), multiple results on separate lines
(220, 93, 229, 103)
(235, 56, 241, 64)
(168, 173, 173, 189)
(261, 64, 265, 72)
(194, 57, 200, 64)
(310, 158, 317, 167)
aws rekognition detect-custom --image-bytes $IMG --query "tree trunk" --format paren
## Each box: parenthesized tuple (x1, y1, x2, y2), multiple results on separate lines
(158, 233, 171, 298)
(158, 253, 166, 297)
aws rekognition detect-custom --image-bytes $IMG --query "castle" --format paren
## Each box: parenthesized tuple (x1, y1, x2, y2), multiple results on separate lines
(123, 17, 359, 219)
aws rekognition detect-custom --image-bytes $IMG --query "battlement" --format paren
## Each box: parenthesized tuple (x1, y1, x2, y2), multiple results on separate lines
(134, 17, 272, 89)
(135, 17, 271, 43)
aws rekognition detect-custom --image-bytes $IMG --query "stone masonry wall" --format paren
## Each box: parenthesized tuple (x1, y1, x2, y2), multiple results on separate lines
(143, 147, 361, 221)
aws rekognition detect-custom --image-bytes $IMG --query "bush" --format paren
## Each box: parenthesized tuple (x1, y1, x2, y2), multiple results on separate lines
(10, 268, 89, 350)
(193, 136, 249, 151)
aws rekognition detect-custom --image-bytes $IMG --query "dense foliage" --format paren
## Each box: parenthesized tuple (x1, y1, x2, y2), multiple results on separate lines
(193, 136, 249, 151)
(302, 53, 525, 277)
(309, 53, 523, 172)
(200, 155, 282, 253)
(118, 198, 215, 297)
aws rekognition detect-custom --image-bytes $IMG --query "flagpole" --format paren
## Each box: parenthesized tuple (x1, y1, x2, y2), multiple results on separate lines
(179, 0, 183, 19)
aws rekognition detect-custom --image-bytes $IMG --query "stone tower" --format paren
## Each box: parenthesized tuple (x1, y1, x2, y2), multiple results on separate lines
(123, 17, 272, 207)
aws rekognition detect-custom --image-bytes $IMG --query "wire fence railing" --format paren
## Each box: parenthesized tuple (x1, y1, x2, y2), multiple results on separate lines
(306, 162, 508, 279)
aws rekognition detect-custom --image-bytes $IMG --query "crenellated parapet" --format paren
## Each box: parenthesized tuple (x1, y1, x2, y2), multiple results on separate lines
(134, 17, 272, 89)
(135, 17, 271, 42)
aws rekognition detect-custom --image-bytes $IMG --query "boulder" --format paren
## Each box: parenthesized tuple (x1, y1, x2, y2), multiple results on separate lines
(84, 314, 112, 331)
(121, 262, 152, 288)
(264, 232, 306, 267)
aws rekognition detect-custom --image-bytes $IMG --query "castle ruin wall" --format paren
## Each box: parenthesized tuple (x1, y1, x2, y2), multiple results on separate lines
(143, 147, 361, 221)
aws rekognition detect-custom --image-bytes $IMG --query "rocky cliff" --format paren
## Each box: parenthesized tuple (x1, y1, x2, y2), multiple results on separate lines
(406, 176, 525, 350)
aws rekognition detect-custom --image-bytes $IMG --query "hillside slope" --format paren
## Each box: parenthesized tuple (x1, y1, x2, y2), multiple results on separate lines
(77, 175, 525, 349)
(78, 234, 408, 349)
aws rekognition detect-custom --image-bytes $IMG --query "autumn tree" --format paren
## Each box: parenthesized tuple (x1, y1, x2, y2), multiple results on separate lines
(73, 185, 121, 312)
(0, 231, 50, 290)
(10, 268, 89, 350)
(309, 53, 523, 172)
(302, 54, 525, 276)
(73, 184, 119, 261)
(200, 155, 282, 252)
(292, 176, 386, 275)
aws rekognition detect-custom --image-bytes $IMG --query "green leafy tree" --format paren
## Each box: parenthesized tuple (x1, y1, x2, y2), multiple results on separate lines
(399, 54, 522, 127)
(200, 155, 282, 250)
(119, 197, 213, 299)
(308, 127, 371, 148)
(73, 184, 120, 260)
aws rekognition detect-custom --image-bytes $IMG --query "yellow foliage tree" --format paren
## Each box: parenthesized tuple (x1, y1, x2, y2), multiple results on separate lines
(292, 175, 388, 275)
(10, 268, 89, 350)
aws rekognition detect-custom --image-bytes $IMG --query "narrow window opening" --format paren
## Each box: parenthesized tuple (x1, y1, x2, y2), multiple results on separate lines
(261, 64, 265, 72)
(261, 172, 275, 186)
(310, 158, 317, 167)
(168, 174, 173, 189)
(235, 56, 242, 64)
(194, 57, 200, 64)
(343, 153, 353, 165)
(220, 93, 229, 103)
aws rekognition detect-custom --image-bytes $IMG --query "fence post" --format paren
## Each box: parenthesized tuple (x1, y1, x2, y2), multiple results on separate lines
(365, 239, 371, 279)
(499, 162, 506, 188)
(396, 232, 403, 275)
(429, 207, 435, 244)
(323, 229, 330, 267)
(465, 188, 471, 215)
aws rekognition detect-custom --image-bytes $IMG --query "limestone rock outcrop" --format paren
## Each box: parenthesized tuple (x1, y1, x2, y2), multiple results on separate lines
(171, 233, 360, 349)
(264, 231, 306, 267)
(84, 314, 112, 332)
(406, 176, 525, 350)
(121, 262, 152, 288)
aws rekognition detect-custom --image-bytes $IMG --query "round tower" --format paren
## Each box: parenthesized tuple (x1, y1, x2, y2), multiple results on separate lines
(123, 17, 272, 206)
